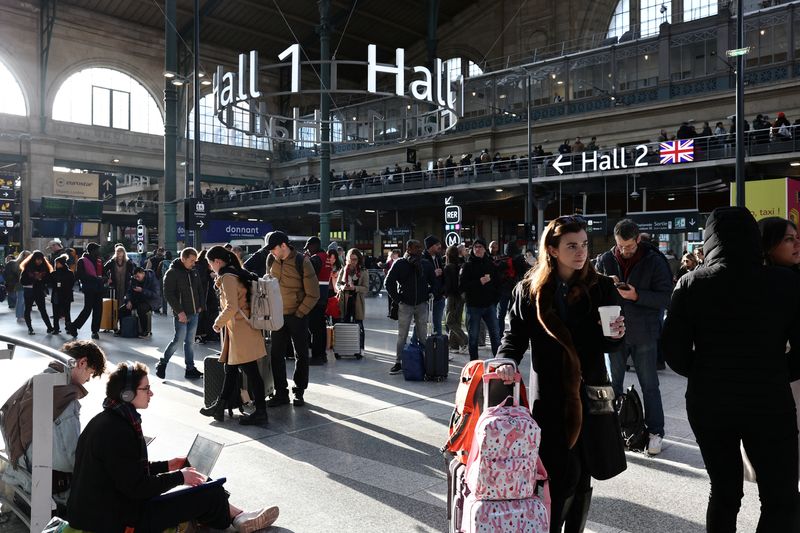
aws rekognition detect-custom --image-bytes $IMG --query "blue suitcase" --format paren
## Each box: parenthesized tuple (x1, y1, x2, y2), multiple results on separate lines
(401, 339, 425, 381)
(120, 314, 139, 338)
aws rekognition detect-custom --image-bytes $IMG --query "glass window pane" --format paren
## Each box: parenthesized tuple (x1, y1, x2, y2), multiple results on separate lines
(608, 0, 630, 39)
(92, 86, 110, 127)
(0, 60, 26, 116)
(112, 90, 130, 130)
(641, 0, 671, 38)
(684, 0, 717, 22)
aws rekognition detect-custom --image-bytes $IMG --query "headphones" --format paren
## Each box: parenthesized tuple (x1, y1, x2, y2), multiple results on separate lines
(119, 361, 136, 403)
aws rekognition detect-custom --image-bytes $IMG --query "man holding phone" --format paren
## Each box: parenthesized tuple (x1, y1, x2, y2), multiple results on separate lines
(597, 219, 673, 455)
(459, 238, 501, 361)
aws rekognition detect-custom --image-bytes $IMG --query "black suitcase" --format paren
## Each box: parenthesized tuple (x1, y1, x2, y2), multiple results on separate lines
(120, 314, 138, 338)
(202, 354, 244, 413)
(424, 296, 449, 381)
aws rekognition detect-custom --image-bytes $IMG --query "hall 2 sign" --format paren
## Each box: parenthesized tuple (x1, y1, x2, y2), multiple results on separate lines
(552, 146, 650, 175)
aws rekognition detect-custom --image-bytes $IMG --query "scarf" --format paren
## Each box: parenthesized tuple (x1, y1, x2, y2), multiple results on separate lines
(103, 397, 149, 475)
(613, 244, 644, 280)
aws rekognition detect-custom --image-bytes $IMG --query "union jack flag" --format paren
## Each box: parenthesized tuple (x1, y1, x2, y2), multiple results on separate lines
(660, 139, 694, 164)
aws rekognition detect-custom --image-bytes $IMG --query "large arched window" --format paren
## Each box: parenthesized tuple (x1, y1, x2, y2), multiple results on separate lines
(608, 0, 717, 39)
(52, 67, 163, 135)
(0, 60, 26, 116)
(189, 94, 268, 150)
(607, 0, 631, 39)
(684, 0, 717, 22)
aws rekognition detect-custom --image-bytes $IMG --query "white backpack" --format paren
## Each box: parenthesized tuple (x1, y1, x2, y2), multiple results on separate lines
(239, 275, 284, 331)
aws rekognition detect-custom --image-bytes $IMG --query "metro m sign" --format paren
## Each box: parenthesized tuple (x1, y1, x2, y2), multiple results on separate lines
(444, 205, 461, 225)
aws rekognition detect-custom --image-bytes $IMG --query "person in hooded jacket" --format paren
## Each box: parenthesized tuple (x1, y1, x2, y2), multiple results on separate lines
(69, 243, 105, 339)
(19, 250, 54, 335)
(459, 238, 501, 360)
(122, 267, 160, 337)
(496, 216, 625, 533)
(443, 244, 468, 353)
(49, 254, 75, 334)
(661, 207, 800, 532)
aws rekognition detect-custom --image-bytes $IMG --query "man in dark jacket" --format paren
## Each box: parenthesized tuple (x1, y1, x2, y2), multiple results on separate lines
(596, 219, 673, 455)
(122, 267, 160, 337)
(69, 243, 106, 339)
(156, 248, 204, 380)
(304, 236, 332, 365)
(145, 247, 167, 314)
(662, 207, 800, 530)
(385, 239, 434, 374)
(459, 238, 501, 360)
(421, 235, 445, 335)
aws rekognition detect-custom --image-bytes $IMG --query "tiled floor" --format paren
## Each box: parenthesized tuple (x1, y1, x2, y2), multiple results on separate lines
(0, 293, 763, 532)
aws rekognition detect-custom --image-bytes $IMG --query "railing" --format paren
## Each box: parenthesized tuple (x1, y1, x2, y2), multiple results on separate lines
(0, 336, 75, 533)
(209, 128, 800, 210)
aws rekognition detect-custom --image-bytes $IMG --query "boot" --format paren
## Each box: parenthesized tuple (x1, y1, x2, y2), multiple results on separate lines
(563, 488, 593, 533)
(239, 408, 268, 426)
(199, 400, 226, 422)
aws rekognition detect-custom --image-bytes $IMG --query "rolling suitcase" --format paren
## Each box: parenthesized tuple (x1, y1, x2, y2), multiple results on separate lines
(333, 321, 362, 359)
(100, 289, 118, 332)
(203, 353, 244, 415)
(120, 314, 138, 338)
(424, 295, 449, 381)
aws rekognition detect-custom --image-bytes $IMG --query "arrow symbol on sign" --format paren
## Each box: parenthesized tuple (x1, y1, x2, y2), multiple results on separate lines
(1, 192, 8, 197)
(102, 179, 113, 190)
(689, 218, 696, 226)
(444, 196, 453, 205)
(197, 220, 205, 228)
(552, 155, 572, 175)
(3, 230, 8, 235)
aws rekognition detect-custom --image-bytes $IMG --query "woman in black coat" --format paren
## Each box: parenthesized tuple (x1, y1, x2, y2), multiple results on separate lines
(67, 361, 279, 532)
(48, 254, 75, 334)
(662, 207, 800, 532)
(758, 216, 799, 271)
(18, 250, 54, 335)
(497, 216, 625, 533)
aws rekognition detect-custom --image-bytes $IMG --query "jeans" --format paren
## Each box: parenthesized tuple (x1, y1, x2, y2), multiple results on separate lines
(396, 302, 427, 364)
(445, 294, 468, 349)
(497, 290, 511, 329)
(15, 288, 24, 318)
(7, 287, 16, 309)
(688, 407, 800, 532)
(161, 313, 200, 369)
(466, 305, 501, 360)
(270, 314, 310, 394)
(609, 342, 665, 436)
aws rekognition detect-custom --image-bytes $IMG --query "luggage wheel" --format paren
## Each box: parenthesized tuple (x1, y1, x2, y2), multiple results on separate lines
(355, 354, 363, 360)
(334, 353, 341, 359)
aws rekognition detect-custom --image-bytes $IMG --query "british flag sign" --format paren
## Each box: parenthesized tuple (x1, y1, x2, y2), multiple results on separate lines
(660, 139, 694, 164)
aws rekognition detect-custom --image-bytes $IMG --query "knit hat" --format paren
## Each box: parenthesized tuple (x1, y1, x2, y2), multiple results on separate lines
(264, 230, 289, 250)
(473, 238, 488, 248)
(424, 235, 440, 250)
(327, 241, 339, 252)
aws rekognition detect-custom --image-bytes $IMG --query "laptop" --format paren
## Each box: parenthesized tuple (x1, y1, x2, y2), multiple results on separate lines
(186, 434, 224, 477)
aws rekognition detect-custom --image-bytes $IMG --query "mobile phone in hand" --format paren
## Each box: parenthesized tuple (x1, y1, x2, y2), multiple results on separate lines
(614, 282, 631, 290)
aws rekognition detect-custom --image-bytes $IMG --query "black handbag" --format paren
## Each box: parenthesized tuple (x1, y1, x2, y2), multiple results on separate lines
(580, 383, 627, 480)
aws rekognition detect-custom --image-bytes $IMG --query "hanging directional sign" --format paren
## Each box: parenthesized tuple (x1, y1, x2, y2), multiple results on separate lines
(185, 198, 209, 230)
(444, 205, 461, 225)
(98, 173, 116, 206)
(627, 210, 704, 234)
(445, 231, 461, 247)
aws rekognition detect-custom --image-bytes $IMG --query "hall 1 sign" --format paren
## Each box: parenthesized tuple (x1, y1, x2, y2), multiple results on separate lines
(627, 210, 703, 234)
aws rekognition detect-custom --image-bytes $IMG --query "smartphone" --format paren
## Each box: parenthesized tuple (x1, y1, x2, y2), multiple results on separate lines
(614, 282, 631, 290)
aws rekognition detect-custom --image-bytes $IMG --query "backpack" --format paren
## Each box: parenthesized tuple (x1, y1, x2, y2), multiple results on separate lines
(442, 359, 529, 465)
(239, 274, 284, 332)
(617, 384, 648, 451)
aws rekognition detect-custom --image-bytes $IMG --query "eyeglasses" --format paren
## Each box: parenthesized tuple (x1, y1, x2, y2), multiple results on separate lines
(137, 386, 152, 392)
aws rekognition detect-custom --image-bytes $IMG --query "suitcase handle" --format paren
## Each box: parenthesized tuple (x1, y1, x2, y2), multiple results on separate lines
(482, 357, 517, 374)
(482, 372, 521, 410)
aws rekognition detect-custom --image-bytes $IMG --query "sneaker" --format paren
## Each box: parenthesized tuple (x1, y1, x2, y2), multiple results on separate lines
(91, 332, 99, 340)
(184, 367, 203, 380)
(266, 394, 290, 407)
(309, 356, 327, 366)
(232, 506, 279, 533)
(155, 362, 167, 380)
(389, 363, 402, 375)
(648, 433, 663, 455)
(292, 387, 305, 407)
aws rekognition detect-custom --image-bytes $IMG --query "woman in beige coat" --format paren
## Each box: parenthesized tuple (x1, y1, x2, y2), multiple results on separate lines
(335, 248, 369, 349)
(199, 246, 268, 425)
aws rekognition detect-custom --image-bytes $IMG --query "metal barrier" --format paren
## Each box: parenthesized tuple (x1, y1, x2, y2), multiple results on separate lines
(0, 336, 75, 533)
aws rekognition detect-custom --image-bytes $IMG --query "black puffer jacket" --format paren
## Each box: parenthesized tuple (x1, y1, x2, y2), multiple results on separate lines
(384, 254, 433, 306)
(459, 251, 499, 307)
(163, 258, 203, 315)
(661, 207, 800, 417)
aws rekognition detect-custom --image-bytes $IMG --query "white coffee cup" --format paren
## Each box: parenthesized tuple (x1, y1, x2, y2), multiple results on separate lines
(598, 305, 622, 336)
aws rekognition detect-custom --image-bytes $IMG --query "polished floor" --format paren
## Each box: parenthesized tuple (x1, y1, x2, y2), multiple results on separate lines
(0, 293, 764, 532)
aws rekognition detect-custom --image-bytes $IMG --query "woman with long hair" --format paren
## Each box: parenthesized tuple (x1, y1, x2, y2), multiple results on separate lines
(19, 250, 54, 335)
(194, 249, 220, 344)
(443, 244, 468, 353)
(758, 216, 800, 270)
(200, 246, 268, 425)
(335, 248, 369, 349)
(496, 216, 625, 532)
(325, 250, 343, 323)
(13, 250, 31, 321)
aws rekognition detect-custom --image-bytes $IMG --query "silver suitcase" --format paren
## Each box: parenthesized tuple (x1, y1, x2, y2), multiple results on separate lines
(333, 322, 362, 360)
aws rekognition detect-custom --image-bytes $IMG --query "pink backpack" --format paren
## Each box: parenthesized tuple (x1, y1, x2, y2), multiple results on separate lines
(461, 371, 550, 533)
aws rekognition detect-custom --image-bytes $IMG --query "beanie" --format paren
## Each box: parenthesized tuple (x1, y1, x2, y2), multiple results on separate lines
(424, 235, 440, 250)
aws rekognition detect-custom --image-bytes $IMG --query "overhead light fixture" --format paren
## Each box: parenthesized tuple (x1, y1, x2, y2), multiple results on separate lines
(471, 91, 477, 96)
(180, 161, 187, 166)
(498, 94, 507, 99)
(495, 188, 504, 192)
(364, 209, 376, 213)
(247, 218, 258, 222)
(644, 54, 649, 60)
(201, 79, 212, 86)
(163, 71, 176, 78)
(667, 194, 675, 201)
(791, 162, 800, 167)
(557, 80, 564, 85)
(111, 158, 120, 163)
(352, 116, 357, 121)
(172, 79, 185, 86)
(760, 29, 766, 35)
(551, 74, 557, 79)
(406, 104, 411, 110)
(197, 72, 205, 78)
(265, 157, 271, 161)
(630, 190, 640, 199)
(232, 211, 238, 215)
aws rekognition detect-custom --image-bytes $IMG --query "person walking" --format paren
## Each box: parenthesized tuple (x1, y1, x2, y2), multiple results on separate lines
(384, 239, 434, 375)
(496, 216, 625, 533)
(335, 248, 369, 350)
(263, 231, 319, 407)
(69, 243, 105, 339)
(200, 246, 268, 425)
(443, 244, 468, 354)
(104, 245, 135, 329)
(662, 207, 800, 531)
(49, 254, 75, 335)
(596, 219, 672, 455)
(156, 248, 204, 380)
(459, 238, 501, 360)
(13, 251, 30, 321)
(145, 247, 167, 314)
(19, 250, 54, 335)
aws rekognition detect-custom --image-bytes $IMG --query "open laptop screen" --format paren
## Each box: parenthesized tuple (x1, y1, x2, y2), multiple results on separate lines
(186, 434, 224, 477)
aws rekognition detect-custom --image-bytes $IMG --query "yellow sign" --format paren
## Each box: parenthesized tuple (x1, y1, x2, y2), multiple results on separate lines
(53, 171, 98, 199)
(730, 178, 788, 220)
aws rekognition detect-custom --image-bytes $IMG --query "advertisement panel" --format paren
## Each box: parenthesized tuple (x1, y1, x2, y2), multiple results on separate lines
(53, 171, 99, 199)
(788, 179, 800, 227)
(731, 178, 788, 220)
(176, 220, 273, 243)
